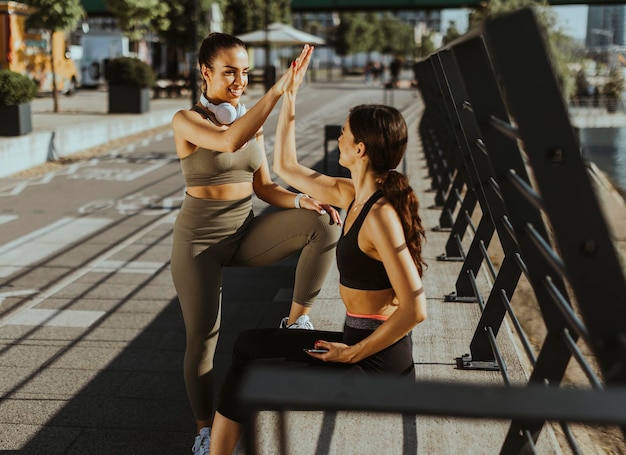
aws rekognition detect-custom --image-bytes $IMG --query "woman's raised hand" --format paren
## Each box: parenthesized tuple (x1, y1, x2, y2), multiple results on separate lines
(288, 44, 313, 92)
(273, 45, 314, 95)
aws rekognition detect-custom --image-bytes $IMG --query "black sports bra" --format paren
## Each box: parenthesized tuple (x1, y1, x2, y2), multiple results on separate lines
(336, 190, 392, 290)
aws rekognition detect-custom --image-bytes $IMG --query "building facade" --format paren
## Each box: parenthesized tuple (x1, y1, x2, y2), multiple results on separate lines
(586, 5, 625, 48)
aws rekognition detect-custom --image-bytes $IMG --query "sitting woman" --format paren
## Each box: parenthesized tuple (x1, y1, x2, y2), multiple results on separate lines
(209, 46, 428, 454)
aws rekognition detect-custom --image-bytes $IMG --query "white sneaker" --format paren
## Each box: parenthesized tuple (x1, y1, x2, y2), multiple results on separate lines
(192, 427, 210, 455)
(279, 314, 314, 330)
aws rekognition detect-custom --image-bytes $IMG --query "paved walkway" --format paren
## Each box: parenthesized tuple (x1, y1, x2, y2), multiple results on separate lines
(1, 77, 623, 454)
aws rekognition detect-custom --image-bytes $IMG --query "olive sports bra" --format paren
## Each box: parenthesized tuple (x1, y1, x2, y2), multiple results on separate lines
(336, 190, 392, 290)
(179, 106, 263, 186)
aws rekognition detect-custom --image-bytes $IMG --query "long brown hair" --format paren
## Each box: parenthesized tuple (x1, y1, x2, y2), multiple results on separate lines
(348, 104, 427, 276)
(197, 32, 247, 93)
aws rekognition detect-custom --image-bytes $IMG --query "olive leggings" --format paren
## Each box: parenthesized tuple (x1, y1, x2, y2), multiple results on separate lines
(171, 194, 340, 420)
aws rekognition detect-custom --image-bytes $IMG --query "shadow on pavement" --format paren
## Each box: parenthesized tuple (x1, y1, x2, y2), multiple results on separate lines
(16, 261, 295, 454)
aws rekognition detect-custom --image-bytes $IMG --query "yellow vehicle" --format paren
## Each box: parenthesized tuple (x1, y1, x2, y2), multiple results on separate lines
(0, 1, 80, 94)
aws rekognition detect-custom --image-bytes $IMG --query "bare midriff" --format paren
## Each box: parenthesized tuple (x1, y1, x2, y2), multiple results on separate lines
(340, 285, 397, 318)
(186, 182, 253, 200)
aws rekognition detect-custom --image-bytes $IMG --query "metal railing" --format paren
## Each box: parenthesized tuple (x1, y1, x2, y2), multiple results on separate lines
(570, 94, 626, 113)
(239, 8, 626, 454)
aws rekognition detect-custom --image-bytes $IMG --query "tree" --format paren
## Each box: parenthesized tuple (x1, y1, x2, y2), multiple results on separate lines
(442, 20, 461, 46)
(378, 13, 415, 56)
(603, 68, 624, 112)
(25, 0, 84, 113)
(224, 0, 290, 35)
(154, 0, 224, 78)
(105, 0, 170, 51)
(574, 68, 591, 98)
(469, 0, 576, 99)
(335, 12, 371, 57)
(363, 12, 383, 54)
(419, 33, 436, 58)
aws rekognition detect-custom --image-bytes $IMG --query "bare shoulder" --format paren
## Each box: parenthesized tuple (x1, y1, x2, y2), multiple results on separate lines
(365, 199, 404, 241)
(371, 198, 400, 223)
(172, 108, 198, 126)
(172, 109, 203, 158)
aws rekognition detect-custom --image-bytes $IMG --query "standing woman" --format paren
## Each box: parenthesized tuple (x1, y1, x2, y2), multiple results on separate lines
(171, 35, 341, 455)
(209, 46, 428, 454)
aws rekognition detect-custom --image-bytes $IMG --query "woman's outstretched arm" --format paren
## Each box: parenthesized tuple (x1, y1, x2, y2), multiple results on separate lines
(273, 47, 354, 210)
(172, 46, 313, 154)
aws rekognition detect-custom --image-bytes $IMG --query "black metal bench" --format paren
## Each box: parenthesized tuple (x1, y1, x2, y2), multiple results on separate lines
(153, 79, 189, 98)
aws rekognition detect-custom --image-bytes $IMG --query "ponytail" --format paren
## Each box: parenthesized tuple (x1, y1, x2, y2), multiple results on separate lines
(381, 170, 427, 276)
(348, 104, 427, 275)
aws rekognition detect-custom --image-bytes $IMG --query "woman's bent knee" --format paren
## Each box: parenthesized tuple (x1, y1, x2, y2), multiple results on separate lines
(307, 211, 341, 244)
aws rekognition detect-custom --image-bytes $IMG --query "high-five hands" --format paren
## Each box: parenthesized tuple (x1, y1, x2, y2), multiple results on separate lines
(274, 45, 314, 95)
(287, 44, 313, 93)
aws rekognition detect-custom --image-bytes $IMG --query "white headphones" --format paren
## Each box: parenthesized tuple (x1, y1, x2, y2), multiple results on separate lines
(200, 93, 246, 125)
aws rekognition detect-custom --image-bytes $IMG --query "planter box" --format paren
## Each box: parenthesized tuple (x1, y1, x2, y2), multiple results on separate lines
(108, 86, 151, 114)
(0, 103, 32, 136)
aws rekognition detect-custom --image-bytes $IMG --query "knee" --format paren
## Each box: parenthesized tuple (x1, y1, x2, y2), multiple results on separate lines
(233, 329, 260, 361)
(311, 211, 341, 244)
(187, 326, 220, 359)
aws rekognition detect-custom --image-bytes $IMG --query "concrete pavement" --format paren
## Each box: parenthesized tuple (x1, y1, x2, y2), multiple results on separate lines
(2, 77, 618, 454)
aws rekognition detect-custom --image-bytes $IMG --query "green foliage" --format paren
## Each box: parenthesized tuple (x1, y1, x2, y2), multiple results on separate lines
(224, 0, 291, 35)
(107, 57, 156, 88)
(419, 34, 436, 58)
(25, 0, 85, 32)
(442, 20, 461, 46)
(0, 70, 38, 105)
(155, 0, 191, 48)
(468, 0, 576, 99)
(379, 13, 415, 56)
(574, 69, 591, 97)
(334, 12, 415, 58)
(603, 68, 625, 98)
(25, 0, 84, 112)
(105, 0, 170, 41)
(335, 12, 374, 56)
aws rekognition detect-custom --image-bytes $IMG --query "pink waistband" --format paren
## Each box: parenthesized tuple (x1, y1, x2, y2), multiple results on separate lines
(346, 311, 389, 321)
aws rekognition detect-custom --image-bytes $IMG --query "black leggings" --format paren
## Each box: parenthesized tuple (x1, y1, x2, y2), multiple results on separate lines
(217, 315, 415, 423)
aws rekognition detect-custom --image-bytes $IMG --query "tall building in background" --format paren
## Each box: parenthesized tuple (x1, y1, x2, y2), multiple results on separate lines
(586, 5, 625, 48)
(396, 10, 442, 32)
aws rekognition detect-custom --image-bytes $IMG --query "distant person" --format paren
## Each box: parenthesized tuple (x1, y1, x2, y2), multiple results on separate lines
(208, 46, 428, 455)
(390, 56, 403, 88)
(364, 61, 373, 84)
(170, 35, 341, 455)
(372, 61, 382, 83)
(411, 59, 420, 95)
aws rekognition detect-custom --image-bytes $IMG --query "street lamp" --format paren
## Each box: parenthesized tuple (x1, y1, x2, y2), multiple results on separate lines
(263, 0, 274, 92)
(190, 0, 199, 107)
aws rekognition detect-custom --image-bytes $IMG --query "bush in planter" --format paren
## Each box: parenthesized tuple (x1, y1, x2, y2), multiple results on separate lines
(107, 57, 156, 114)
(107, 57, 156, 88)
(603, 68, 624, 113)
(0, 70, 38, 105)
(0, 70, 38, 136)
